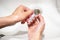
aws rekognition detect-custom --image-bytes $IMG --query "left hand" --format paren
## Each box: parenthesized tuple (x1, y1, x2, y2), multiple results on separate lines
(27, 14, 45, 40)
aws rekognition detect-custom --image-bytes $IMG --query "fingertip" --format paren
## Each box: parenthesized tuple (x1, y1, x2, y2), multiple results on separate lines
(28, 10, 33, 13)
(38, 14, 44, 23)
(26, 10, 33, 17)
(35, 15, 39, 18)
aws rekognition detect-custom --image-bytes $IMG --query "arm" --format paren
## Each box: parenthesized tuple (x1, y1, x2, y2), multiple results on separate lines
(27, 14, 45, 40)
(0, 15, 17, 28)
(0, 5, 33, 28)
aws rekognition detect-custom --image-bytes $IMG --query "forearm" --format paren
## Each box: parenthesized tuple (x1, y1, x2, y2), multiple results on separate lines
(0, 15, 18, 28)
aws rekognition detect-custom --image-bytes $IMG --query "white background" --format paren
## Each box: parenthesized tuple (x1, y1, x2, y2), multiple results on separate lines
(0, 0, 60, 40)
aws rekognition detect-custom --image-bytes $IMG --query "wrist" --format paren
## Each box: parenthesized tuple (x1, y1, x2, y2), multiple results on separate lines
(28, 36, 42, 40)
(28, 35, 42, 40)
(9, 15, 19, 23)
(28, 32, 42, 40)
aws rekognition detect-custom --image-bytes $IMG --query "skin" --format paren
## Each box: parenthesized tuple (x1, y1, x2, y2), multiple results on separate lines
(0, 5, 33, 28)
(27, 14, 45, 40)
(0, 5, 45, 40)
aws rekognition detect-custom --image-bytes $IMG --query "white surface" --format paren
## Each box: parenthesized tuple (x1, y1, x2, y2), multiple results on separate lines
(56, 0, 60, 13)
(0, 0, 60, 40)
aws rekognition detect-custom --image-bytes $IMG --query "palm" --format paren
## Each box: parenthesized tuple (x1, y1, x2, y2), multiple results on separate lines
(28, 14, 45, 35)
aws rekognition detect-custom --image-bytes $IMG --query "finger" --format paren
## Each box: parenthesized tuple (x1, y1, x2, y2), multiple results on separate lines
(35, 14, 43, 22)
(35, 15, 40, 23)
(27, 15, 39, 25)
(21, 20, 25, 24)
(40, 24, 45, 35)
(26, 10, 33, 16)
(21, 22, 25, 24)
(34, 16, 41, 26)
(21, 11, 33, 24)
(24, 10, 33, 21)
(37, 14, 45, 34)
(38, 14, 44, 23)
(16, 5, 30, 12)
(27, 16, 38, 27)
(24, 6, 30, 12)
(27, 17, 35, 26)
(21, 17, 28, 24)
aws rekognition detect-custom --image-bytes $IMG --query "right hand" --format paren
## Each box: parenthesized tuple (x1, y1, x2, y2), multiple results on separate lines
(11, 5, 33, 22)
(27, 14, 45, 40)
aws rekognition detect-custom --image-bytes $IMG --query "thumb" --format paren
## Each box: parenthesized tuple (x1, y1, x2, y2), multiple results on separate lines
(25, 10, 33, 17)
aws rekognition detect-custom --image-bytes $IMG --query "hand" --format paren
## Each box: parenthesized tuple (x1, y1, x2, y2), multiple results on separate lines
(27, 14, 45, 40)
(11, 5, 33, 22)
(0, 5, 33, 28)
